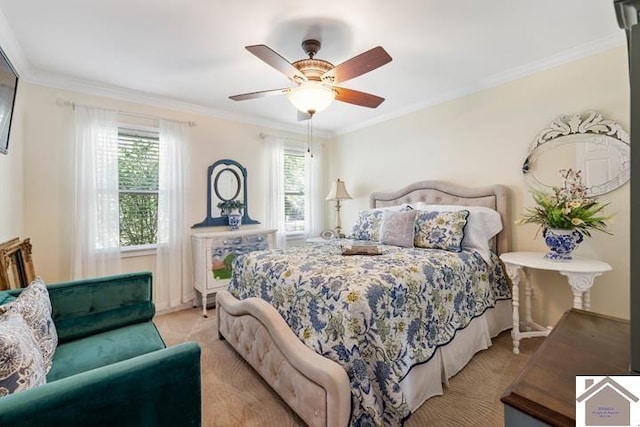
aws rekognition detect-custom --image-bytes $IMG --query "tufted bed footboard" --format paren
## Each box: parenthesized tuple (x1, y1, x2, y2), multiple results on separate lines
(216, 290, 352, 427)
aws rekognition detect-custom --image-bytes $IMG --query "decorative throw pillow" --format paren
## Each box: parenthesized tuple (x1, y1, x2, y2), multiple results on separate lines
(379, 209, 418, 248)
(7, 278, 58, 372)
(351, 209, 384, 241)
(351, 205, 414, 241)
(0, 311, 47, 396)
(413, 203, 503, 262)
(414, 210, 469, 251)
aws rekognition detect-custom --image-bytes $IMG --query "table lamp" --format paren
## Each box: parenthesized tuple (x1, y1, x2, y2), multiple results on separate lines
(325, 179, 352, 238)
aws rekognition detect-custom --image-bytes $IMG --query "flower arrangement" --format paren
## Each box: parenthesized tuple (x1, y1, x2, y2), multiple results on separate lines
(217, 199, 245, 213)
(517, 169, 611, 237)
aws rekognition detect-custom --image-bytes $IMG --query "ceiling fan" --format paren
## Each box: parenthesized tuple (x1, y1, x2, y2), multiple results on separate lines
(229, 39, 392, 117)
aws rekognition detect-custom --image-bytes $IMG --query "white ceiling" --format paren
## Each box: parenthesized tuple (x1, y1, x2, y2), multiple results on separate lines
(0, 1, 625, 135)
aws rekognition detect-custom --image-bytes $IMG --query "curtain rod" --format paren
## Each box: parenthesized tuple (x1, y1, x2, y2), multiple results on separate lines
(55, 98, 197, 127)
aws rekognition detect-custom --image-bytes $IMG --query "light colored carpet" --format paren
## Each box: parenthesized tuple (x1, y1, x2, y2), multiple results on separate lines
(154, 307, 543, 427)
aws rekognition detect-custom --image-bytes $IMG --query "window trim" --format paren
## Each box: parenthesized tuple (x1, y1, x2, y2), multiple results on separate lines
(121, 244, 156, 257)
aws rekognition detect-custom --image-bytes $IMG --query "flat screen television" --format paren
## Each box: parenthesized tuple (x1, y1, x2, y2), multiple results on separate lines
(614, 0, 639, 374)
(0, 45, 18, 155)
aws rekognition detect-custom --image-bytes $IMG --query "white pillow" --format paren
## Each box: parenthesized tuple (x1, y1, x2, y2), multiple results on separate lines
(413, 203, 503, 262)
(7, 278, 58, 373)
(0, 311, 47, 396)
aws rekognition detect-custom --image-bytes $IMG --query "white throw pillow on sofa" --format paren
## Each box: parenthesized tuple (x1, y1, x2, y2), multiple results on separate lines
(5, 278, 58, 373)
(0, 311, 47, 396)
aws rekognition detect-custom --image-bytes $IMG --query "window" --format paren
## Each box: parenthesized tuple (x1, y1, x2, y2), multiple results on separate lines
(117, 128, 159, 247)
(284, 150, 306, 233)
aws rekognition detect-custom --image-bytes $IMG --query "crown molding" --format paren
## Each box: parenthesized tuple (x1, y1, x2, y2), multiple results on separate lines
(335, 32, 626, 135)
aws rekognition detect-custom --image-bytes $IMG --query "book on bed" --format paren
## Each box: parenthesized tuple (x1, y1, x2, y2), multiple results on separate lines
(341, 245, 382, 256)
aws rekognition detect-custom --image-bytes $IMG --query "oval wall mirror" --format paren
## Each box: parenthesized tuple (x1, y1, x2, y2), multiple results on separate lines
(522, 111, 630, 196)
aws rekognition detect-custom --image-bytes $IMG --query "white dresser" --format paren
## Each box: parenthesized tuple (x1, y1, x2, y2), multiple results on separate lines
(191, 228, 276, 317)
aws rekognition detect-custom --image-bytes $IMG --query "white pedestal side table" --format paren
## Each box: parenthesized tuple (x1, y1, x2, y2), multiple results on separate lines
(499, 251, 612, 354)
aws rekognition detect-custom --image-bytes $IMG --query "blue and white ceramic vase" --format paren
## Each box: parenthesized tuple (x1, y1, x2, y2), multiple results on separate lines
(543, 228, 584, 260)
(228, 210, 242, 231)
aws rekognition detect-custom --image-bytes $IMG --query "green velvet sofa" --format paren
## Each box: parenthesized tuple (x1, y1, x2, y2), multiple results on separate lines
(0, 272, 201, 427)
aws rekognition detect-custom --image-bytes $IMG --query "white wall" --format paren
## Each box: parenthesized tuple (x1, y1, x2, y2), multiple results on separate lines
(328, 47, 630, 324)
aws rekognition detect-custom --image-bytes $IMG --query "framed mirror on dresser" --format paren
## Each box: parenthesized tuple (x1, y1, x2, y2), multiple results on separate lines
(192, 158, 260, 228)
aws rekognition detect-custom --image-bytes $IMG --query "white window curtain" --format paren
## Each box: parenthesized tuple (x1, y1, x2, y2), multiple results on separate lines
(264, 136, 287, 248)
(155, 119, 191, 311)
(264, 135, 324, 247)
(305, 140, 324, 238)
(71, 106, 121, 279)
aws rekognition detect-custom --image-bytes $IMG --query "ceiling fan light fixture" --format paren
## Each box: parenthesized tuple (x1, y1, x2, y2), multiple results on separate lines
(287, 82, 336, 114)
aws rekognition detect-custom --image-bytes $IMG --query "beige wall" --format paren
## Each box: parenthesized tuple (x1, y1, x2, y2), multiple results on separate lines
(328, 46, 630, 324)
(4, 83, 327, 285)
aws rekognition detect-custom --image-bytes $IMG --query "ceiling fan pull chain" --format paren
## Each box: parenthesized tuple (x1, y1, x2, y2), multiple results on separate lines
(306, 117, 314, 158)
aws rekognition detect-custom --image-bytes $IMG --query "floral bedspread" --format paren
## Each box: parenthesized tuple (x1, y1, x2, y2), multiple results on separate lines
(227, 240, 510, 426)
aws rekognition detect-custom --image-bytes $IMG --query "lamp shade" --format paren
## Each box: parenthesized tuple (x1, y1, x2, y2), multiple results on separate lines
(287, 82, 336, 114)
(325, 179, 353, 201)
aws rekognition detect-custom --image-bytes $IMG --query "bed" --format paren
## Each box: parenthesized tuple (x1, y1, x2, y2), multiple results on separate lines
(216, 180, 512, 426)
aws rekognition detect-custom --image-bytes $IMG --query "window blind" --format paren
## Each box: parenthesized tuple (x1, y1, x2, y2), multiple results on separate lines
(117, 129, 159, 246)
(284, 151, 305, 232)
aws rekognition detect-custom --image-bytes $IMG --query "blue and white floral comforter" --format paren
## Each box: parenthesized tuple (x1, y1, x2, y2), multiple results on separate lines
(228, 240, 510, 426)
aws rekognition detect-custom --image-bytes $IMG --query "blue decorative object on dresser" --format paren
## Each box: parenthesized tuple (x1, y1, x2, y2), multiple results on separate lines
(228, 212, 242, 230)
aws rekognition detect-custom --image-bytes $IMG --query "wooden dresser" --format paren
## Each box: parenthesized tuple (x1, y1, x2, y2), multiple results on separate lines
(501, 309, 630, 426)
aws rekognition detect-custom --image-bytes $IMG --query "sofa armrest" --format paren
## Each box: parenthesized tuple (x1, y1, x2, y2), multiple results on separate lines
(46, 272, 155, 342)
(0, 342, 202, 427)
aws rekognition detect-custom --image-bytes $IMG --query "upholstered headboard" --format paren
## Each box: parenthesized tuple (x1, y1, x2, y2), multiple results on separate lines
(370, 180, 511, 254)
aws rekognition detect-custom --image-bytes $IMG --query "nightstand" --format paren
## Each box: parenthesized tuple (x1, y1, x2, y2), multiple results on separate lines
(499, 251, 612, 354)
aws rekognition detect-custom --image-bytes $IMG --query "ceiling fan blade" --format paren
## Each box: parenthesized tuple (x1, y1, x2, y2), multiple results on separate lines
(245, 45, 308, 83)
(322, 46, 392, 84)
(229, 88, 289, 101)
(333, 87, 385, 108)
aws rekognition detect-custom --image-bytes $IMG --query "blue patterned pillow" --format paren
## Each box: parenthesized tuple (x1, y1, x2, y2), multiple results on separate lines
(414, 210, 469, 251)
(351, 209, 384, 241)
